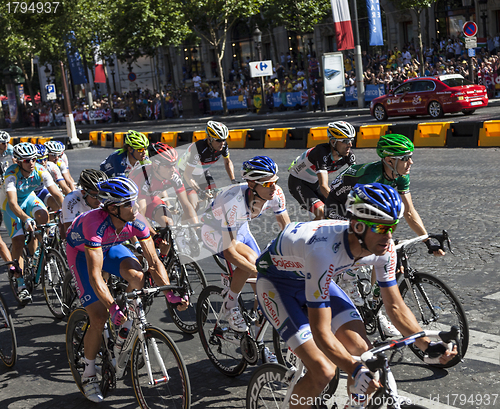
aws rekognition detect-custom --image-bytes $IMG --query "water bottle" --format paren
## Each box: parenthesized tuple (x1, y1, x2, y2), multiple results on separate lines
(113, 327, 129, 359)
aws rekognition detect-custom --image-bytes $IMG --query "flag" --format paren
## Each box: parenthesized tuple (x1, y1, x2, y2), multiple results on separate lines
(93, 44, 106, 83)
(331, 0, 354, 51)
(367, 0, 384, 46)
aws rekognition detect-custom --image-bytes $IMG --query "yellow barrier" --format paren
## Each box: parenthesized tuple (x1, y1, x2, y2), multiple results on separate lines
(478, 120, 500, 147)
(228, 129, 250, 149)
(114, 132, 126, 148)
(307, 126, 329, 148)
(265, 128, 289, 148)
(413, 122, 452, 147)
(161, 132, 178, 147)
(38, 137, 52, 145)
(100, 131, 113, 147)
(30, 137, 42, 144)
(89, 131, 102, 145)
(357, 124, 392, 148)
(192, 130, 206, 142)
(20, 136, 31, 143)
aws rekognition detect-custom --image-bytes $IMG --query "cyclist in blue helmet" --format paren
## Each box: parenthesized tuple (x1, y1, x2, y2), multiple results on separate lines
(200, 155, 290, 333)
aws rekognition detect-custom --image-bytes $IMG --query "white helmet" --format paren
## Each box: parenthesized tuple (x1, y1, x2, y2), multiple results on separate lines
(0, 130, 11, 143)
(13, 142, 38, 160)
(45, 140, 65, 155)
(206, 121, 229, 141)
(327, 121, 356, 140)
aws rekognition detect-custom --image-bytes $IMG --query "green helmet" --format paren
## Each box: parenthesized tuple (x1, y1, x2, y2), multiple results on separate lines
(125, 130, 149, 150)
(376, 134, 414, 158)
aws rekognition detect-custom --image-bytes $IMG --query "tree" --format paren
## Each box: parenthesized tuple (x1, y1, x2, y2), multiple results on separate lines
(393, 0, 437, 77)
(258, 3, 286, 65)
(181, 0, 263, 115)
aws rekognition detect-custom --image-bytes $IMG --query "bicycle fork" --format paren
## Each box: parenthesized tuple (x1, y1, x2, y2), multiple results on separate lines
(405, 276, 439, 325)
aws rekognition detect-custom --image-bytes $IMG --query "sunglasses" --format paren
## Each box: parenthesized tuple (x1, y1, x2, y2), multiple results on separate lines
(392, 154, 412, 162)
(255, 178, 279, 188)
(358, 218, 399, 234)
(338, 138, 354, 144)
(83, 190, 99, 200)
(121, 200, 136, 208)
(134, 148, 146, 153)
(22, 158, 37, 164)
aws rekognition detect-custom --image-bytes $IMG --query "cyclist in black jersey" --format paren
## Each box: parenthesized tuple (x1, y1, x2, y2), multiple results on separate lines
(178, 121, 237, 210)
(288, 121, 356, 220)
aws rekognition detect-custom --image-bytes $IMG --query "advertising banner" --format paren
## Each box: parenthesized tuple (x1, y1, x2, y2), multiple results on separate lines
(367, 0, 384, 46)
(345, 84, 385, 101)
(209, 96, 248, 111)
(322, 52, 345, 95)
(249, 60, 273, 77)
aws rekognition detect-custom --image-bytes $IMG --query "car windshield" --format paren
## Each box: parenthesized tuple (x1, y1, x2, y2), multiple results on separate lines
(441, 77, 473, 87)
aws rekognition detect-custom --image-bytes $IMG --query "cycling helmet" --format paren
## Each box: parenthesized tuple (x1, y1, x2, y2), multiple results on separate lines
(125, 130, 149, 149)
(97, 176, 139, 206)
(79, 169, 108, 192)
(376, 134, 414, 158)
(346, 183, 404, 222)
(45, 140, 65, 155)
(55, 141, 66, 151)
(35, 144, 48, 160)
(149, 142, 178, 165)
(206, 121, 229, 141)
(327, 121, 356, 140)
(241, 156, 278, 181)
(13, 142, 38, 160)
(0, 130, 11, 143)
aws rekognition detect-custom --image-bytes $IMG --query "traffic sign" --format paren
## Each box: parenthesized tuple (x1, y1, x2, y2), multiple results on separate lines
(128, 72, 136, 82)
(465, 36, 477, 49)
(463, 21, 478, 37)
(249, 60, 273, 78)
(45, 84, 56, 101)
(468, 48, 475, 57)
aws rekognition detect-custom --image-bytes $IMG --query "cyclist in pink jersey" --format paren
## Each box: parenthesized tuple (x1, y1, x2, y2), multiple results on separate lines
(66, 177, 188, 403)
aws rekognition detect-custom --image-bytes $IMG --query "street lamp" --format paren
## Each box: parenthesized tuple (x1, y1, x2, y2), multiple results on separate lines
(253, 26, 268, 114)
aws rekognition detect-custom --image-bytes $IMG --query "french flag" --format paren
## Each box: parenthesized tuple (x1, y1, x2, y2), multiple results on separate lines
(331, 0, 354, 51)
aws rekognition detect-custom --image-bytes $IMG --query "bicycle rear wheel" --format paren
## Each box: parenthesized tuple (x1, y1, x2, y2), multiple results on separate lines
(399, 272, 469, 368)
(42, 248, 67, 319)
(131, 326, 191, 409)
(165, 254, 207, 334)
(62, 271, 81, 317)
(246, 363, 290, 409)
(213, 254, 228, 273)
(197, 285, 247, 376)
(0, 293, 17, 368)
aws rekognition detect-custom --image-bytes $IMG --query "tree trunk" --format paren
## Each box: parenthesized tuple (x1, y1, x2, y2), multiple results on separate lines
(268, 27, 279, 65)
(155, 47, 165, 119)
(215, 44, 228, 115)
(18, 57, 35, 104)
(103, 61, 115, 122)
(417, 10, 425, 77)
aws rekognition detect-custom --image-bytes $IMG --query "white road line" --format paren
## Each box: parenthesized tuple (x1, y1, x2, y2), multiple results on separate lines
(464, 329, 500, 366)
(484, 291, 500, 300)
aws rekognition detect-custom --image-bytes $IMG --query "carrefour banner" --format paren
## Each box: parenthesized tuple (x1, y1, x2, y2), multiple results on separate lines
(209, 96, 248, 111)
(345, 84, 385, 102)
(367, 0, 383, 46)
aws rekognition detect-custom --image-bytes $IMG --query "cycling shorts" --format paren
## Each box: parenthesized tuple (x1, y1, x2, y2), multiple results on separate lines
(201, 221, 260, 258)
(288, 174, 326, 214)
(36, 187, 53, 207)
(256, 275, 362, 351)
(2, 193, 47, 238)
(67, 244, 137, 307)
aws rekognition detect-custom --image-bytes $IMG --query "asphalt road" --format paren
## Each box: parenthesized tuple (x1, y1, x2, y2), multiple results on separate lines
(1, 145, 499, 409)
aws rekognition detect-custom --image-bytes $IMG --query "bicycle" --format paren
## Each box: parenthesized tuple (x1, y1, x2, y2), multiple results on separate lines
(66, 284, 191, 409)
(344, 231, 468, 368)
(8, 223, 68, 318)
(196, 259, 278, 377)
(246, 326, 461, 409)
(0, 290, 17, 368)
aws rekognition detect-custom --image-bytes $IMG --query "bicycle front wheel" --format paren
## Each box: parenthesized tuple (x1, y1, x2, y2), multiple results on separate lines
(42, 248, 67, 319)
(399, 272, 469, 368)
(165, 255, 207, 334)
(66, 308, 90, 395)
(0, 293, 17, 368)
(197, 285, 247, 376)
(246, 363, 290, 409)
(131, 326, 191, 409)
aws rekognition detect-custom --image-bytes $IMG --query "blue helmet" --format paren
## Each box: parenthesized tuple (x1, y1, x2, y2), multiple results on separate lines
(97, 176, 138, 206)
(346, 183, 404, 222)
(241, 156, 278, 181)
(35, 144, 47, 160)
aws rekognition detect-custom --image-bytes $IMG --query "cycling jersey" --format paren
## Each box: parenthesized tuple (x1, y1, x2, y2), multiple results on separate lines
(288, 143, 355, 184)
(53, 157, 70, 175)
(200, 183, 286, 254)
(62, 190, 92, 224)
(129, 163, 185, 201)
(325, 161, 410, 218)
(0, 144, 14, 179)
(178, 139, 229, 177)
(100, 150, 149, 177)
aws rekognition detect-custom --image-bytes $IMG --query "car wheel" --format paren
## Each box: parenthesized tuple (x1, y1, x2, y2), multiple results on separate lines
(373, 104, 387, 121)
(428, 101, 444, 118)
(462, 109, 475, 115)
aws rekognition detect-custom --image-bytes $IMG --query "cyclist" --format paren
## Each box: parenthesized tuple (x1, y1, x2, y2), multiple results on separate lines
(100, 130, 149, 177)
(324, 134, 444, 336)
(45, 140, 76, 191)
(255, 183, 457, 409)
(65, 177, 188, 403)
(62, 169, 108, 232)
(288, 121, 356, 220)
(0, 130, 14, 176)
(0, 142, 63, 303)
(200, 156, 290, 332)
(177, 120, 237, 211)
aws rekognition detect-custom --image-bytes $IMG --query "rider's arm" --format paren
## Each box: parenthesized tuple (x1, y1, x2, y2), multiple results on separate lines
(275, 211, 290, 230)
(61, 170, 75, 191)
(317, 171, 330, 199)
(47, 183, 64, 208)
(85, 246, 115, 309)
(57, 179, 72, 196)
(177, 190, 198, 223)
(223, 156, 236, 182)
(183, 165, 200, 191)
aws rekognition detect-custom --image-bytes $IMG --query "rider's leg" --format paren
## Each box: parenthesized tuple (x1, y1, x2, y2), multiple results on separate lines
(83, 300, 109, 374)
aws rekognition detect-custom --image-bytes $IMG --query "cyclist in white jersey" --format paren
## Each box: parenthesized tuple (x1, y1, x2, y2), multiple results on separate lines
(256, 183, 457, 409)
(45, 140, 75, 191)
(200, 156, 290, 332)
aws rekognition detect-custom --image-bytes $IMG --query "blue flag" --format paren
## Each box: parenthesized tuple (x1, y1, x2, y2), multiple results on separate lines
(65, 35, 88, 85)
(367, 0, 383, 46)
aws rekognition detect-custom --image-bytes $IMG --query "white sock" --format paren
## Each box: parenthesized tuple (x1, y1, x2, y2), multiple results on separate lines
(225, 289, 239, 310)
(83, 358, 96, 378)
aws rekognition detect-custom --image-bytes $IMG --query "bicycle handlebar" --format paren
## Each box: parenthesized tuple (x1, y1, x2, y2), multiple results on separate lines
(394, 230, 453, 255)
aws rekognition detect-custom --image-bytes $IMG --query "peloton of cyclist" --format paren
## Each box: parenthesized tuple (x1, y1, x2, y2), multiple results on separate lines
(65, 177, 188, 403)
(0, 142, 63, 303)
(200, 156, 290, 332)
(61, 169, 108, 233)
(255, 183, 457, 409)
(100, 130, 150, 177)
(44, 140, 76, 191)
(177, 120, 237, 211)
(288, 121, 356, 220)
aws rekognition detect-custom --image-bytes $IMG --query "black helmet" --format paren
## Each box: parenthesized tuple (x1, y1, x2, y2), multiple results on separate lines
(79, 169, 108, 192)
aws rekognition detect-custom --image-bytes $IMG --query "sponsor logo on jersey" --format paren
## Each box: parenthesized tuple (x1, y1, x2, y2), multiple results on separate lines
(271, 255, 304, 270)
(262, 291, 280, 327)
(332, 242, 341, 253)
(335, 185, 352, 197)
(290, 222, 305, 234)
(306, 235, 328, 245)
(335, 263, 352, 273)
(314, 264, 335, 299)
(203, 231, 218, 249)
(299, 328, 312, 340)
(225, 205, 238, 227)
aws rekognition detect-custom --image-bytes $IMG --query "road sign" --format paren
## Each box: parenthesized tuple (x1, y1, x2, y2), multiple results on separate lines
(468, 48, 475, 57)
(465, 36, 477, 49)
(128, 72, 136, 82)
(45, 84, 56, 101)
(249, 60, 273, 78)
(463, 21, 478, 37)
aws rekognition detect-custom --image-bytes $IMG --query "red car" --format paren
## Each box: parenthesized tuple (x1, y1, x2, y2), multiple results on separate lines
(370, 74, 488, 121)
